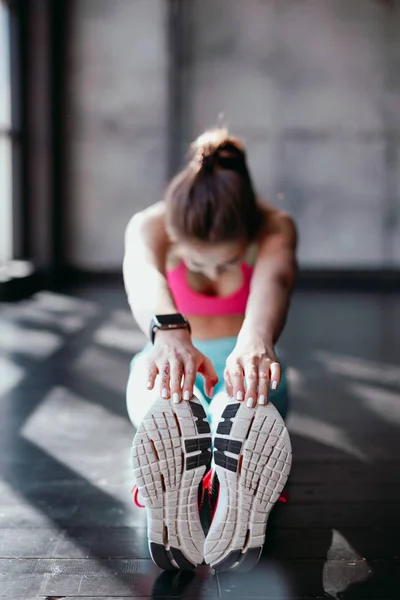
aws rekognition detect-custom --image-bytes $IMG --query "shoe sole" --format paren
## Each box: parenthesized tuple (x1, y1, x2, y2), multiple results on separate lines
(131, 396, 211, 570)
(204, 400, 292, 572)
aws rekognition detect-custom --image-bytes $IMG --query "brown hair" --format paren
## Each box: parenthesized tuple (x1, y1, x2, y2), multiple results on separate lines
(164, 128, 263, 243)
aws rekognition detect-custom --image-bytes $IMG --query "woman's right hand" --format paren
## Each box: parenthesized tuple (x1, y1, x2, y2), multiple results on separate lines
(145, 329, 218, 403)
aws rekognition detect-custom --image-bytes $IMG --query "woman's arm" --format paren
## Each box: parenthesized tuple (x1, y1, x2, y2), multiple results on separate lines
(123, 205, 177, 335)
(239, 211, 297, 347)
(123, 205, 218, 401)
(225, 211, 297, 407)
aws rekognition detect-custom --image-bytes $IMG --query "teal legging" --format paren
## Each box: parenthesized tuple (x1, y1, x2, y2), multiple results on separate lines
(192, 337, 289, 420)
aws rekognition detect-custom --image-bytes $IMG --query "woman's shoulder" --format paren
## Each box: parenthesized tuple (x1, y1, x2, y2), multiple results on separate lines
(128, 203, 180, 269)
(126, 201, 165, 228)
(125, 202, 173, 262)
(257, 202, 296, 237)
(125, 202, 167, 241)
(246, 203, 296, 264)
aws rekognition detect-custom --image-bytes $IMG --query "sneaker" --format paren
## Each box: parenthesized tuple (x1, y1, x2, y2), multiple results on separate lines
(204, 400, 292, 572)
(131, 396, 211, 570)
(200, 469, 289, 519)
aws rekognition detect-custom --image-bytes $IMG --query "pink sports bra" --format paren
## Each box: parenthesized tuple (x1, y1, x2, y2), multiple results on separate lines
(166, 262, 253, 316)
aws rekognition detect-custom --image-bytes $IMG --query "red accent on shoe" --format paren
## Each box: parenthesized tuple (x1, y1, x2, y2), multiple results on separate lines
(203, 468, 214, 491)
(205, 468, 219, 520)
(131, 484, 145, 508)
(278, 490, 289, 504)
(199, 468, 214, 511)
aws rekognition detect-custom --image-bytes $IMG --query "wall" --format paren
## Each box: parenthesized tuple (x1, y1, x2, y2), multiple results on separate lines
(181, 0, 400, 268)
(66, 0, 400, 270)
(66, 0, 168, 270)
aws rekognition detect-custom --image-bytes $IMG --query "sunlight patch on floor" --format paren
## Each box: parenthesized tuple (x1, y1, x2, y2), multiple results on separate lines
(327, 529, 364, 561)
(0, 356, 24, 397)
(0, 479, 54, 528)
(34, 291, 98, 315)
(287, 412, 368, 461)
(314, 350, 400, 386)
(74, 346, 131, 394)
(350, 382, 400, 424)
(323, 530, 371, 597)
(0, 321, 62, 358)
(19, 386, 142, 522)
(94, 322, 146, 354)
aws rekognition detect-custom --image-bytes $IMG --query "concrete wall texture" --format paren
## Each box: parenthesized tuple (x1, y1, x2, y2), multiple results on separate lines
(66, 0, 400, 270)
(66, 0, 168, 269)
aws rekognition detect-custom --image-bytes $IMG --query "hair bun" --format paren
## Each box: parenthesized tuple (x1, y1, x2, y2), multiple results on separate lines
(217, 141, 245, 160)
(194, 146, 217, 172)
(191, 128, 247, 176)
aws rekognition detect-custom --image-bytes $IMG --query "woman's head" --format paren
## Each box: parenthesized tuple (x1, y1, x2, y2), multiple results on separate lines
(164, 129, 262, 256)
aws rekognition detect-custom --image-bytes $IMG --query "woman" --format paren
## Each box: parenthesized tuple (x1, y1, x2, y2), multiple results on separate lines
(123, 128, 297, 572)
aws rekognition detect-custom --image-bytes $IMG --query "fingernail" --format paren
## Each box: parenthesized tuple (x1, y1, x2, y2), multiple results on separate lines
(173, 392, 180, 404)
(246, 397, 254, 408)
(210, 387, 215, 397)
(258, 395, 266, 405)
(236, 391, 243, 401)
(272, 381, 278, 390)
(162, 388, 169, 399)
(183, 390, 190, 401)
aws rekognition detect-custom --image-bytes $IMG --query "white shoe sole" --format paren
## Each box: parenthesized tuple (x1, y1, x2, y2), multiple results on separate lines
(131, 396, 211, 570)
(204, 400, 292, 572)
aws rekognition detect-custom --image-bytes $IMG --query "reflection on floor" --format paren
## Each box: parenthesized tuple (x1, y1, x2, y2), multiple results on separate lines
(0, 285, 399, 599)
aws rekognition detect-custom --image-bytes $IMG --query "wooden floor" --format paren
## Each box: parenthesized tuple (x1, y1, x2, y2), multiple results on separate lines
(0, 284, 399, 599)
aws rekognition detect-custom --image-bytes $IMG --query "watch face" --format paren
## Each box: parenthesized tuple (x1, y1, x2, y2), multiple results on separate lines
(155, 313, 187, 327)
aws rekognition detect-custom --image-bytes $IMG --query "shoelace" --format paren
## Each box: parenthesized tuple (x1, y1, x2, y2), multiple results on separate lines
(131, 484, 145, 508)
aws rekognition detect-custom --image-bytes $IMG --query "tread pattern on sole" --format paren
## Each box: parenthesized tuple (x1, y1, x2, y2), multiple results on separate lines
(189, 401, 211, 434)
(205, 401, 292, 571)
(185, 436, 212, 470)
(216, 403, 240, 435)
(214, 435, 243, 473)
(214, 452, 239, 472)
(214, 436, 242, 455)
(132, 397, 211, 569)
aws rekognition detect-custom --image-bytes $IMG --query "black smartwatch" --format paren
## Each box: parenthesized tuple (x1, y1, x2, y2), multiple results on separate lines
(149, 313, 191, 344)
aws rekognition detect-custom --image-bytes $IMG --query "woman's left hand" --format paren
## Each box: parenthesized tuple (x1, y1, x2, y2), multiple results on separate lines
(224, 335, 281, 408)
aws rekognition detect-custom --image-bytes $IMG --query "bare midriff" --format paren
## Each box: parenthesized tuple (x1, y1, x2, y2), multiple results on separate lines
(187, 313, 245, 340)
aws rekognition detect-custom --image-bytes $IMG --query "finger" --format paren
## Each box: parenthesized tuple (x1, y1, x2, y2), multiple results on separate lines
(158, 361, 170, 399)
(146, 360, 158, 390)
(270, 361, 282, 390)
(182, 355, 196, 401)
(257, 362, 269, 405)
(244, 359, 258, 407)
(170, 359, 184, 404)
(224, 368, 233, 398)
(229, 361, 245, 401)
(198, 357, 218, 398)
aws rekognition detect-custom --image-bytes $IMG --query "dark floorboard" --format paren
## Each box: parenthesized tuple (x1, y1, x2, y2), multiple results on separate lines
(0, 286, 399, 599)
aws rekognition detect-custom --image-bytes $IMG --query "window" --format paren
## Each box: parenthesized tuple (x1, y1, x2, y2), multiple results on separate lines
(0, 0, 12, 263)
